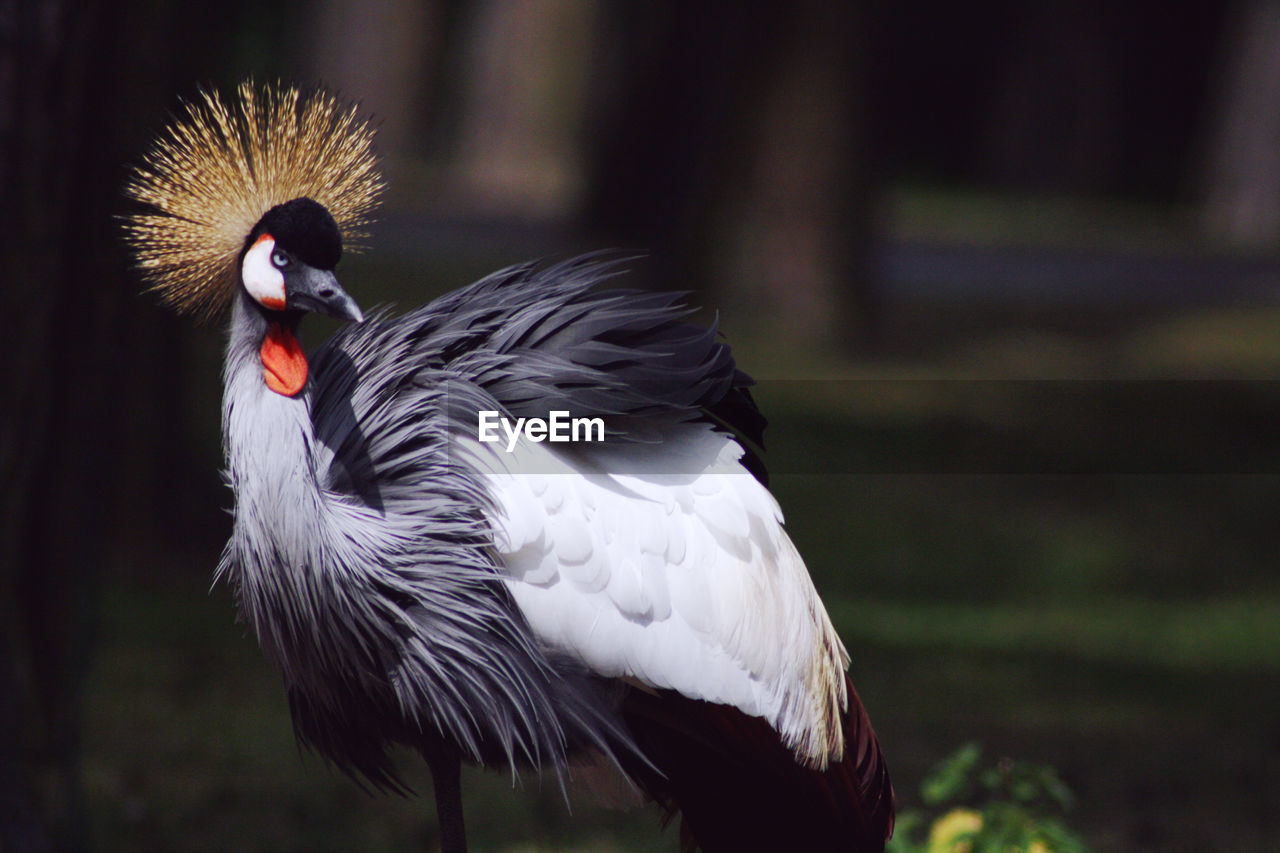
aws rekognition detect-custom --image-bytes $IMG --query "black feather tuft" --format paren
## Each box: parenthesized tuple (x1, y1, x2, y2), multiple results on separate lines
(250, 197, 343, 270)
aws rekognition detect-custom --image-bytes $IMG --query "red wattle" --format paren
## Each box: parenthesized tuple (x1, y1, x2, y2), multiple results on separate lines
(260, 322, 307, 396)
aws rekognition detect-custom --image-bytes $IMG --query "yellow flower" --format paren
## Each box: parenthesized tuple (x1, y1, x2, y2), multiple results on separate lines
(1027, 842, 1052, 853)
(926, 809, 983, 853)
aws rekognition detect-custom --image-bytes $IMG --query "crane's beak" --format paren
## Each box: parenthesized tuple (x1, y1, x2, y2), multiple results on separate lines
(286, 266, 364, 323)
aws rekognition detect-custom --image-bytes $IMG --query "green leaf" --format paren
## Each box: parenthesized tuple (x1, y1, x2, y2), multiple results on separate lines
(922, 742, 983, 806)
(883, 811, 926, 853)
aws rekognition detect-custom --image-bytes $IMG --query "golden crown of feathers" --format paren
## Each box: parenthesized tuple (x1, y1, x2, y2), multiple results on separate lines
(124, 81, 385, 320)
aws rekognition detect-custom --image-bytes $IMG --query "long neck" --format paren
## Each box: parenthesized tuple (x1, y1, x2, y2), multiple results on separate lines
(222, 291, 319, 502)
(219, 290, 329, 667)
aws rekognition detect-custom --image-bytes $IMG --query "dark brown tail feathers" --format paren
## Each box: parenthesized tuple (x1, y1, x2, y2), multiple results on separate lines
(622, 673, 894, 852)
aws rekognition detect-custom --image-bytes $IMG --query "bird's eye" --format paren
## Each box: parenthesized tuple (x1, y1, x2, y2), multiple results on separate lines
(271, 249, 291, 269)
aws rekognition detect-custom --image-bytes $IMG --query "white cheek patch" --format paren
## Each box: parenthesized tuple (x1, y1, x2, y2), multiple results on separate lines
(242, 234, 287, 311)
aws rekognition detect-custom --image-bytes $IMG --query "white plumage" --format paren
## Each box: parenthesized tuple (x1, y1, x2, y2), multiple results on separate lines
(456, 422, 850, 766)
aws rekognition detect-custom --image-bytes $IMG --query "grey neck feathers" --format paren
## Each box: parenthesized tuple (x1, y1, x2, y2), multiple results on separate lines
(219, 292, 334, 671)
(220, 294, 407, 699)
(222, 291, 323, 550)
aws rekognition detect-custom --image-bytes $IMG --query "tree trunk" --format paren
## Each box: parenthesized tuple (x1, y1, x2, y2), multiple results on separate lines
(1202, 0, 1280, 246)
(0, 1, 237, 848)
(580, 2, 878, 351)
(450, 0, 597, 217)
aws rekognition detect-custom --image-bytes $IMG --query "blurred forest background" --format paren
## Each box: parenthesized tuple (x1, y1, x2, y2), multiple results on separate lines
(4, 0, 1280, 850)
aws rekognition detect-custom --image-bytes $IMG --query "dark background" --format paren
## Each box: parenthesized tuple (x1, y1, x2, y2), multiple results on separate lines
(4, 1, 1280, 850)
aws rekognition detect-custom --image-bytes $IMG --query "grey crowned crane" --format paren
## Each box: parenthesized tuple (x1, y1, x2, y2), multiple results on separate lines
(124, 82, 893, 853)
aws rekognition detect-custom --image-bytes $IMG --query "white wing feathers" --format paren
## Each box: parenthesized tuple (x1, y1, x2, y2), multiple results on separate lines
(455, 424, 850, 767)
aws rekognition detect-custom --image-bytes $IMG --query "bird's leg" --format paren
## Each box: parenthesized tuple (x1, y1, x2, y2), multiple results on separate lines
(426, 746, 467, 853)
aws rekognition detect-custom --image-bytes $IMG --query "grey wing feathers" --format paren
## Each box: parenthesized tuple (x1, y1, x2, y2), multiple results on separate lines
(313, 254, 767, 477)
